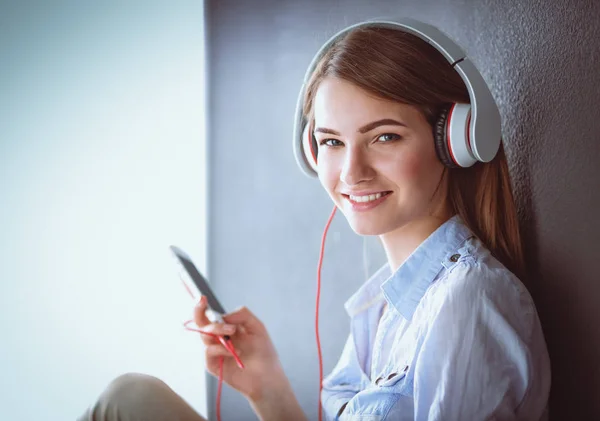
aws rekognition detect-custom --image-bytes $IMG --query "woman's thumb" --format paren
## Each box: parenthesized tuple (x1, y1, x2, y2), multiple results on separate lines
(222, 306, 264, 332)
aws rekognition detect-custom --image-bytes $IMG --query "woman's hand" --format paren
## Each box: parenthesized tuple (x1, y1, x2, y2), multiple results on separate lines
(193, 296, 287, 402)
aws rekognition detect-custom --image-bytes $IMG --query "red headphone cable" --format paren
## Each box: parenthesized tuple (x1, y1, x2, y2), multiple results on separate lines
(316, 205, 338, 421)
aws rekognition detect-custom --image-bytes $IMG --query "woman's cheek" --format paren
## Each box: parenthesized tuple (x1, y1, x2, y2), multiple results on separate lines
(397, 142, 443, 188)
(317, 160, 337, 195)
(390, 152, 423, 183)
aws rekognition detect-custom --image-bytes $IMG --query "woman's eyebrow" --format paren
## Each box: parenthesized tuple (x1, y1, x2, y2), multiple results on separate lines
(357, 119, 407, 133)
(314, 127, 341, 135)
(314, 118, 407, 136)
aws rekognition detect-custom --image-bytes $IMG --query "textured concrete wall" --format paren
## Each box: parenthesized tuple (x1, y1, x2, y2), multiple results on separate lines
(206, 1, 600, 419)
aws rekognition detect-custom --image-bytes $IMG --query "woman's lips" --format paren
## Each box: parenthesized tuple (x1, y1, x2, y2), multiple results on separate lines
(342, 191, 392, 212)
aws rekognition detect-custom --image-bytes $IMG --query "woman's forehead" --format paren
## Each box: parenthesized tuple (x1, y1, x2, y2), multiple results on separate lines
(313, 78, 421, 130)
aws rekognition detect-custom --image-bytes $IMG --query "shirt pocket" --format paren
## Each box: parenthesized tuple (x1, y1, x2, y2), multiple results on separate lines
(322, 370, 364, 394)
(323, 380, 362, 393)
(373, 363, 410, 390)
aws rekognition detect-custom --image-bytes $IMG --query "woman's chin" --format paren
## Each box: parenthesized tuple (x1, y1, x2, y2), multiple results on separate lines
(347, 220, 388, 236)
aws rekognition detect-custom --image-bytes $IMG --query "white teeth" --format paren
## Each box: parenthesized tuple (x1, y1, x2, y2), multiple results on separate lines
(349, 192, 385, 203)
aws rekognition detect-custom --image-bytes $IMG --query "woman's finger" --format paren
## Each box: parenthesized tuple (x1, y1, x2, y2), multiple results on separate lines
(205, 343, 242, 358)
(222, 306, 265, 333)
(193, 296, 211, 327)
(199, 322, 237, 337)
(197, 328, 220, 347)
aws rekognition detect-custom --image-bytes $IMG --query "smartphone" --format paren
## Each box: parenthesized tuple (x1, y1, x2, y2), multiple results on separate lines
(170, 245, 244, 369)
(169, 245, 226, 323)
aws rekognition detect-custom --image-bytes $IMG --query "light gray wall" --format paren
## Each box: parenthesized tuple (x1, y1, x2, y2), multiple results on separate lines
(0, 1, 208, 419)
(206, 1, 600, 420)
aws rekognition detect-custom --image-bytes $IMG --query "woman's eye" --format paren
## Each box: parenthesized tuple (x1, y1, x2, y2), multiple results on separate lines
(319, 139, 343, 147)
(377, 133, 401, 142)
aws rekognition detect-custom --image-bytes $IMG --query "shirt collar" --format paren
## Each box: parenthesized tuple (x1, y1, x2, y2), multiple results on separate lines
(343, 214, 473, 320)
(382, 214, 474, 321)
(344, 263, 391, 317)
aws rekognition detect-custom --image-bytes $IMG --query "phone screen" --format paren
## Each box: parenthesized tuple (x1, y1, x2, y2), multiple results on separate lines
(170, 245, 227, 315)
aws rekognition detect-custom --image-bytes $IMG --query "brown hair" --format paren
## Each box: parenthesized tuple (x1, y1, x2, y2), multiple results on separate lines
(302, 26, 526, 281)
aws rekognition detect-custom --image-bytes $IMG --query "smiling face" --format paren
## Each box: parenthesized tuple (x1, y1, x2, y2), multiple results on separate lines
(313, 77, 450, 236)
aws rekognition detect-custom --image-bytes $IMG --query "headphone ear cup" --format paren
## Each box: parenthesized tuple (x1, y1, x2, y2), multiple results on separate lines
(302, 123, 319, 174)
(434, 104, 459, 168)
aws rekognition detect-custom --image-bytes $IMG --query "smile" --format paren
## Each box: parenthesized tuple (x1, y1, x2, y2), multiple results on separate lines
(342, 191, 392, 211)
(348, 192, 389, 202)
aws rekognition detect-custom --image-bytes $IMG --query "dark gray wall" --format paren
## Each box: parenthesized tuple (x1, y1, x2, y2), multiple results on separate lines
(206, 1, 600, 420)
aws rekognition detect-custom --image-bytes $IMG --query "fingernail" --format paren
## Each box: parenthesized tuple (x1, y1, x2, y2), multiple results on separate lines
(223, 325, 235, 334)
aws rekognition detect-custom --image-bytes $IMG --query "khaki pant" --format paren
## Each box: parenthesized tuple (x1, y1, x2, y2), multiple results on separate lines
(78, 373, 208, 421)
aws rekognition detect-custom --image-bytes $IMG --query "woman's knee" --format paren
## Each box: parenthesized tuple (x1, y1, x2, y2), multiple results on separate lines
(107, 372, 168, 392)
(102, 372, 170, 405)
(79, 373, 206, 421)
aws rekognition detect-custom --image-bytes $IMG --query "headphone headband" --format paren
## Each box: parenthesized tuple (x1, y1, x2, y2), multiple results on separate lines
(293, 18, 502, 178)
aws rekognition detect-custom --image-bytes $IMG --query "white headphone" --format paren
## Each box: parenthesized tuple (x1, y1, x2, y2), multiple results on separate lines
(292, 17, 502, 178)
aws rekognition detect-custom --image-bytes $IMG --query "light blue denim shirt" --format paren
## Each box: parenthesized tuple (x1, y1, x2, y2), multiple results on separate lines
(321, 215, 551, 421)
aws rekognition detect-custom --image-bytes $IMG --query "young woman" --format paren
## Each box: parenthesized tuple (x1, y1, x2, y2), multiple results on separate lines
(79, 20, 551, 421)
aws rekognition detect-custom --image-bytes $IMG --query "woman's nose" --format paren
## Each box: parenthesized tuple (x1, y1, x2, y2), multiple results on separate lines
(340, 148, 375, 185)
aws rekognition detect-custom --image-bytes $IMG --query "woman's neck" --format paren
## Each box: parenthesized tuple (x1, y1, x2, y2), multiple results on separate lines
(379, 214, 452, 273)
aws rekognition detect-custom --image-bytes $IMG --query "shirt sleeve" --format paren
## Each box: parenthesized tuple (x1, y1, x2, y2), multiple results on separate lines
(413, 261, 542, 421)
(321, 331, 363, 420)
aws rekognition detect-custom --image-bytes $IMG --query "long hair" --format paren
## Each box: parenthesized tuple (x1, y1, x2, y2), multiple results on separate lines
(302, 26, 526, 282)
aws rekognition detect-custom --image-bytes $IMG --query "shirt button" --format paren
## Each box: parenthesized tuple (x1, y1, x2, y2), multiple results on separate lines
(449, 253, 461, 262)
